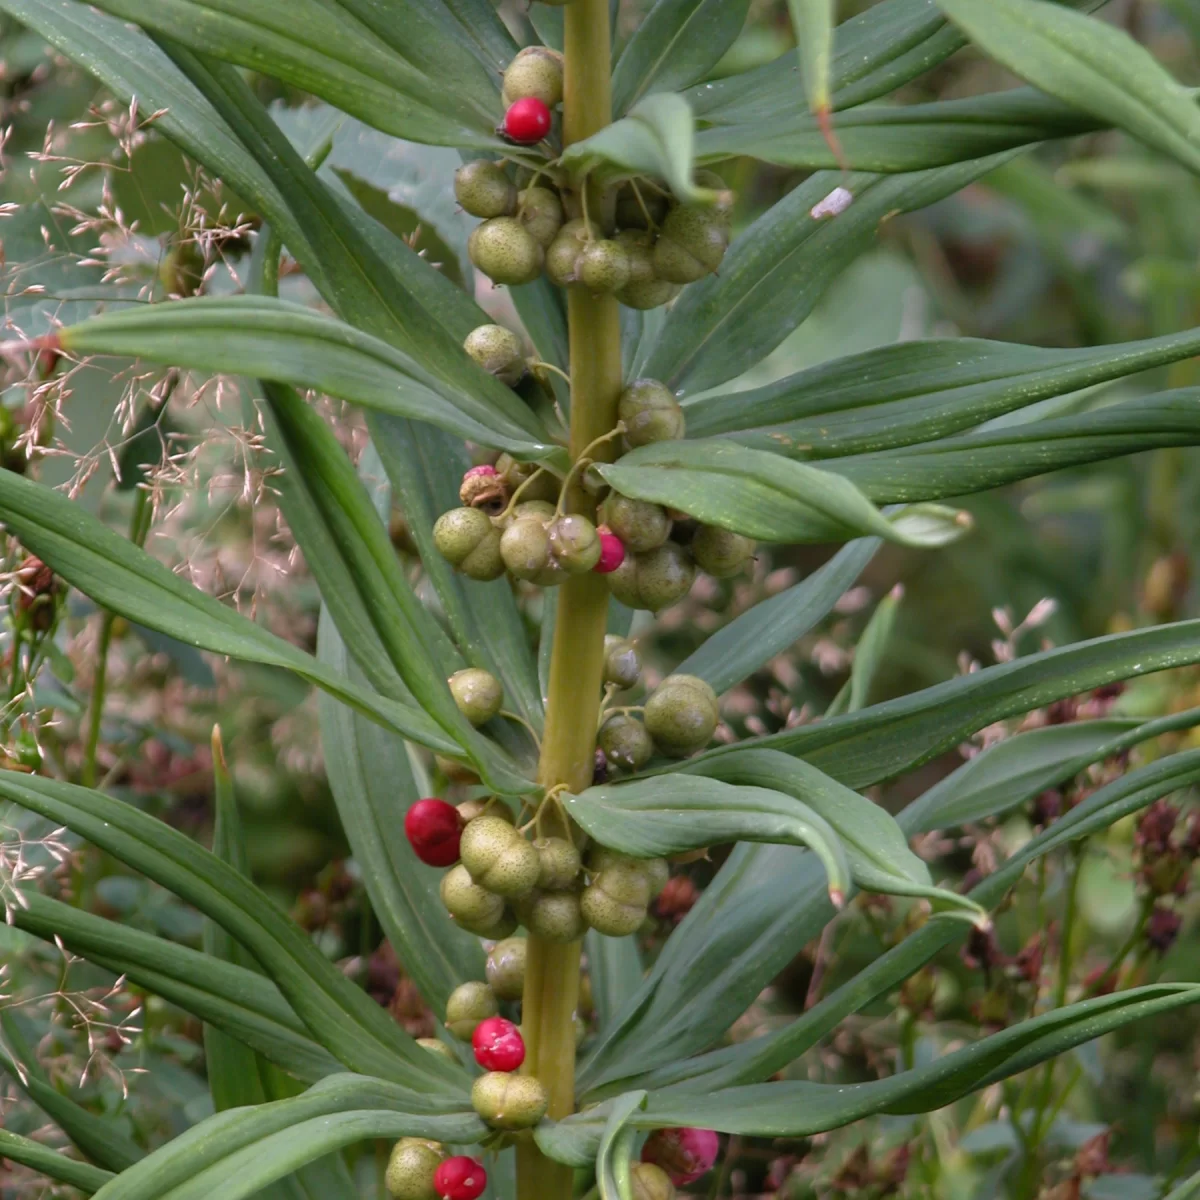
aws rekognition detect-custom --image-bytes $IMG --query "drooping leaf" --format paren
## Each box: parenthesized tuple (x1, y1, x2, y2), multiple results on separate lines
(787, 0, 835, 117)
(937, 0, 1200, 176)
(0, 771, 465, 1094)
(685, 324, 1200, 454)
(0, 1129, 113, 1195)
(597, 441, 970, 546)
(674, 539, 879, 694)
(611, 0, 751, 115)
(568, 775, 852, 905)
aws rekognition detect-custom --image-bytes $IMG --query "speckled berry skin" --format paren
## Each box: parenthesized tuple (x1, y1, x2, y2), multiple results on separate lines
(468, 216, 544, 286)
(517, 888, 586, 942)
(618, 379, 685, 448)
(533, 836, 582, 889)
(471, 1015, 526, 1072)
(502, 46, 564, 107)
(643, 674, 720, 757)
(460, 816, 540, 898)
(471, 1071, 549, 1129)
(386, 1138, 447, 1200)
(614, 229, 680, 310)
(416, 1037, 458, 1062)
(432, 508, 505, 581)
(448, 667, 504, 727)
(603, 635, 642, 689)
(548, 513, 602, 573)
(581, 859, 651, 936)
(652, 205, 729, 283)
(453, 161, 516, 219)
(691, 525, 756, 578)
(597, 712, 654, 773)
(606, 542, 695, 611)
(502, 97, 552, 144)
(544, 218, 602, 287)
(485, 936, 527, 1000)
(440, 864, 512, 935)
(404, 798, 464, 867)
(576, 239, 631, 294)
(433, 1156, 488, 1200)
(516, 186, 565, 247)
(600, 494, 671, 553)
(641, 1128, 720, 1186)
(444, 982, 499, 1042)
(594, 528, 626, 574)
(630, 1162, 677, 1200)
(463, 324, 525, 386)
(500, 516, 558, 584)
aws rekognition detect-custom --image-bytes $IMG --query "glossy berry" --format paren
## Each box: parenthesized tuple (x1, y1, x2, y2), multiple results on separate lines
(502, 97, 552, 144)
(471, 1015, 526, 1072)
(386, 1138, 446, 1200)
(548, 513, 602, 573)
(471, 1070, 549, 1129)
(644, 674, 720, 757)
(603, 635, 642, 689)
(502, 46, 564, 108)
(594, 527, 626, 574)
(463, 324, 526, 386)
(448, 667, 504, 727)
(454, 161, 517, 220)
(433, 1156, 488, 1200)
(641, 1127, 720, 1186)
(485, 936, 527, 1000)
(444, 981, 499, 1041)
(597, 712, 654, 774)
(404, 798, 464, 867)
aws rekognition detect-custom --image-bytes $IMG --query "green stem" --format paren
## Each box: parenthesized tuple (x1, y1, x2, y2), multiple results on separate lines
(516, 4, 619, 1198)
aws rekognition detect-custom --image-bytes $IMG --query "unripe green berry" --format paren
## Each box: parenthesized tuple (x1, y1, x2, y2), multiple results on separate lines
(631, 1163, 677, 1200)
(617, 273, 680, 310)
(386, 1138, 447, 1200)
(533, 836, 582, 890)
(614, 230, 679, 309)
(444, 981, 499, 1041)
(576, 239, 631, 294)
(600, 494, 671, 553)
(581, 861, 651, 936)
(597, 712, 654, 773)
(544, 218, 602, 287)
(606, 542, 696, 612)
(500, 516, 553, 582)
(463, 324, 526, 386)
(471, 1071, 548, 1130)
(416, 1037, 458, 1062)
(485, 936, 527, 1001)
(618, 379, 685, 448)
(548, 513, 601, 573)
(454, 161, 517, 219)
(586, 844, 637, 874)
(615, 183, 669, 230)
(517, 186, 565, 248)
(691, 525, 756, 578)
(502, 46, 565, 107)
(460, 817, 540, 898)
(603, 635, 642, 689)
(468, 217, 544, 286)
(642, 857, 670, 899)
(432, 508, 505, 582)
(644, 674, 720, 757)
(441, 864, 509, 934)
(509, 499, 559, 524)
(496, 454, 562, 504)
(457, 797, 515, 825)
(523, 888, 585, 942)
(652, 205, 729, 284)
(448, 667, 504, 727)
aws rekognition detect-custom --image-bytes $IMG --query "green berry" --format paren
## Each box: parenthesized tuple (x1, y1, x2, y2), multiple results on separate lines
(460, 817, 540, 898)
(441, 864, 509, 934)
(454, 161, 517, 220)
(600, 493, 671, 553)
(463, 324, 526, 386)
(517, 186, 565, 247)
(603, 635, 642, 689)
(485, 936, 527, 1001)
(576, 239, 631, 294)
(544, 218, 602, 287)
(496, 454, 562, 504)
(500, 516, 554, 583)
(416, 1037, 458, 1062)
(643, 674, 720, 757)
(642, 857, 670, 898)
(445, 981, 499, 1041)
(468, 216, 544, 286)
(581, 861, 651, 936)
(652, 205, 728, 284)
(533, 836, 582, 889)
(509, 499, 559, 523)
(502, 46, 565, 107)
(618, 379, 685, 448)
(457, 797, 515, 825)
(471, 1071, 548, 1130)
(631, 1163, 677, 1200)
(432, 508, 505, 581)
(523, 888, 586, 942)
(597, 712, 654, 773)
(609, 541, 696, 612)
(615, 183, 669, 230)
(448, 667, 504, 727)
(691, 525, 756, 578)
(614, 229, 680, 309)
(386, 1138, 447, 1200)
(548, 513, 602, 573)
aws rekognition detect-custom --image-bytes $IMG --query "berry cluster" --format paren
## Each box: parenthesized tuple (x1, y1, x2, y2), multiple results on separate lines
(386, 1139, 487, 1200)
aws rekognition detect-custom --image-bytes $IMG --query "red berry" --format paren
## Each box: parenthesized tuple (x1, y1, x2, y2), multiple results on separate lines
(503, 98, 552, 144)
(471, 1015, 526, 1072)
(593, 527, 626, 574)
(464, 464, 498, 480)
(434, 1156, 487, 1200)
(641, 1127, 720, 1185)
(404, 798, 464, 867)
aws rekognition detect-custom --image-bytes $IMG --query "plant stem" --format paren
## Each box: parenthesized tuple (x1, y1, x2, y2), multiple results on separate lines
(517, 4, 619, 1198)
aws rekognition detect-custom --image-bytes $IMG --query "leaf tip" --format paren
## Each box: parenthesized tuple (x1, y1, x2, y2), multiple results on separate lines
(828, 886, 846, 910)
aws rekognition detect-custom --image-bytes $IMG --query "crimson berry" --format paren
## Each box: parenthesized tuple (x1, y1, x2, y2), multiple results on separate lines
(433, 1156, 487, 1200)
(404, 798, 464, 867)
(641, 1127, 720, 1185)
(471, 1015, 526, 1072)
(503, 97, 552, 144)
(593, 527, 626, 574)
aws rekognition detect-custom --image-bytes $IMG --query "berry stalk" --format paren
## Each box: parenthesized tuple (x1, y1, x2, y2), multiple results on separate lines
(516, 1, 620, 1197)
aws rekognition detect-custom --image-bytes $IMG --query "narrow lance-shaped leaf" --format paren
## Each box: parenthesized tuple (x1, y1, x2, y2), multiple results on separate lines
(824, 584, 902, 717)
(597, 441, 971, 547)
(787, 0, 835, 118)
(0, 1129, 113, 1196)
(569, 776, 852, 906)
(596, 1092, 647, 1200)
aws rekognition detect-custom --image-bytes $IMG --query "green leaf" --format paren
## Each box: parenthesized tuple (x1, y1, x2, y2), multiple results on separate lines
(828, 391, 1200, 503)
(824, 583, 902, 716)
(54, 296, 559, 462)
(685, 324, 1200, 454)
(0, 1128, 113, 1195)
(936, 0, 1200, 176)
(0, 770, 465, 1094)
(0, 1012, 143, 1173)
(569, 775, 852, 905)
(585, 931, 645, 1033)
(595, 1092, 647, 1200)
(597, 441, 970, 546)
(317, 609, 486, 1017)
(611, 0, 750, 115)
(674, 539, 879, 694)
(79, 0, 502, 149)
(87, 1075, 484, 1200)
(787, 0, 835, 115)
(8, 890, 338, 1082)
(1164, 1168, 1200, 1200)
(556, 94, 714, 204)
(641, 152, 1020, 395)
